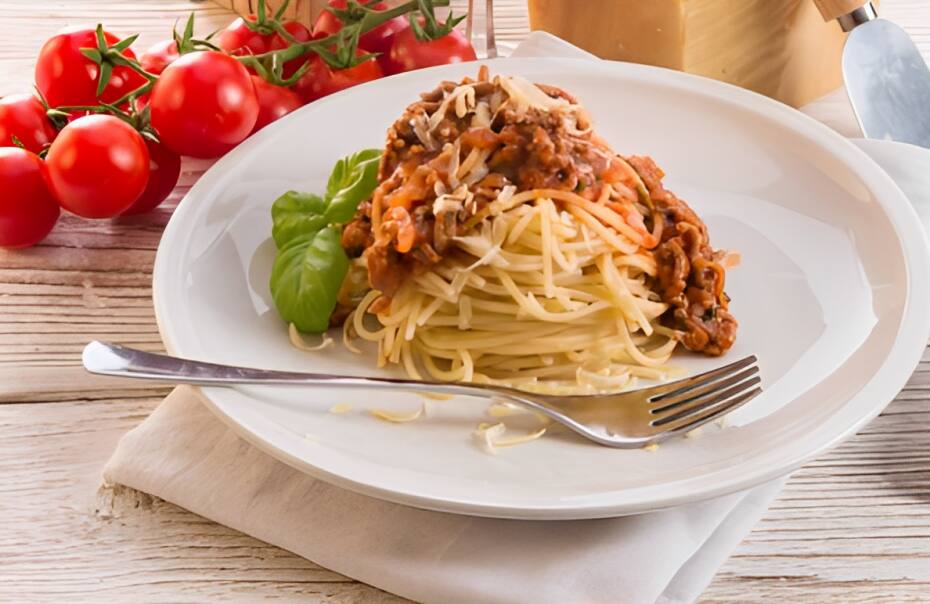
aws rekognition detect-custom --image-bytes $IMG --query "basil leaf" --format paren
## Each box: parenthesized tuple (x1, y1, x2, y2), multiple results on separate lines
(324, 148, 382, 224)
(324, 148, 381, 200)
(271, 191, 329, 249)
(269, 226, 349, 333)
(268, 149, 383, 333)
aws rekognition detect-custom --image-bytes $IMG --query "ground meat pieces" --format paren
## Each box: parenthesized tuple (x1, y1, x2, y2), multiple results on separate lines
(461, 127, 499, 150)
(366, 243, 403, 299)
(358, 76, 626, 301)
(489, 113, 592, 191)
(340, 74, 737, 356)
(342, 202, 373, 257)
(412, 204, 432, 242)
(627, 155, 737, 356)
(655, 238, 690, 301)
(433, 207, 458, 254)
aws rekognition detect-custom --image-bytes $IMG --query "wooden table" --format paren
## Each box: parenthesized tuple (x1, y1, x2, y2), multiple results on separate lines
(2, 1, 929, 601)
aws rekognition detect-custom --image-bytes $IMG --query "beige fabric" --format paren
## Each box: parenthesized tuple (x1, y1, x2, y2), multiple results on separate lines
(104, 387, 784, 604)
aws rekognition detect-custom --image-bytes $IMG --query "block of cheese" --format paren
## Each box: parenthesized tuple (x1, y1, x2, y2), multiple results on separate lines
(527, 0, 857, 108)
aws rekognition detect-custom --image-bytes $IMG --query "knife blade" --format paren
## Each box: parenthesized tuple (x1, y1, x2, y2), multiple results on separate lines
(817, 1, 930, 148)
(844, 17, 930, 147)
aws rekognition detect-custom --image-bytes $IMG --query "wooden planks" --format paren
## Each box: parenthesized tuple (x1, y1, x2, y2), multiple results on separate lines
(2, 386, 929, 601)
(1, 1, 929, 602)
(0, 396, 407, 602)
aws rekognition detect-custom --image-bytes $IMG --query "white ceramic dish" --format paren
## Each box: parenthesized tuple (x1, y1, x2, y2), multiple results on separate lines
(152, 58, 930, 519)
(851, 139, 930, 231)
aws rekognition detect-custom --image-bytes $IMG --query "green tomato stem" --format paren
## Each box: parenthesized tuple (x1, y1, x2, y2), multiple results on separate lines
(237, 0, 450, 70)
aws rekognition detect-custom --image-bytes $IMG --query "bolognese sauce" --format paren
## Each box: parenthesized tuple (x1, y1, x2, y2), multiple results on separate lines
(339, 68, 736, 356)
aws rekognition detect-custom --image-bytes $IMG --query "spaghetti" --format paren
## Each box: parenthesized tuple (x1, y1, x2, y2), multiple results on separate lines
(334, 68, 736, 393)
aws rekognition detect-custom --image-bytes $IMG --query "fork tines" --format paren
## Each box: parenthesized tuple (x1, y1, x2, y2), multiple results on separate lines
(649, 355, 762, 434)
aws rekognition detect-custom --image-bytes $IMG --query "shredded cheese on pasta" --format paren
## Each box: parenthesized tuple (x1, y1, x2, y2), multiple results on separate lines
(348, 189, 677, 395)
(285, 70, 739, 451)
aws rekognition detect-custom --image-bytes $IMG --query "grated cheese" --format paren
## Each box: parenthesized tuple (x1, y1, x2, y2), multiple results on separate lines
(428, 84, 476, 131)
(488, 401, 529, 418)
(329, 403, 353, 414)
(289, 323, 334, 351)
(473, 421, 549, 454)
(496, 75, 570, 113)
(369, 403, 426, 423)
(473, 422, 507, 454)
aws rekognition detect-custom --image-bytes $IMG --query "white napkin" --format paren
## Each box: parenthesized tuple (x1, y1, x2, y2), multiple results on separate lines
(102, 33, 800, 604)
(104, 388, 785, 604)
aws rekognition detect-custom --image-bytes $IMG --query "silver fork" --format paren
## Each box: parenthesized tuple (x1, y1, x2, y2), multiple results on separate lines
(466, 0, 497, 59)
(82, 341, 761, 449)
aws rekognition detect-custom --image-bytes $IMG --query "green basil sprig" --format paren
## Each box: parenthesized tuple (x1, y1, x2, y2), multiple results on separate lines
(325, 148, 382, 223)
(271, 192, 329, 248)
(269, 149, 381, 333)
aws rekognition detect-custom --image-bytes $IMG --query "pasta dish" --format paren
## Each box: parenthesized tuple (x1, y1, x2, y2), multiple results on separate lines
(324, 68, 737, 393)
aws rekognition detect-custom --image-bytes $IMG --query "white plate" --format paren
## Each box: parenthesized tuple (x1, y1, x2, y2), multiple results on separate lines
(152, 58, 930, 519)
(851, 139, 930, 230)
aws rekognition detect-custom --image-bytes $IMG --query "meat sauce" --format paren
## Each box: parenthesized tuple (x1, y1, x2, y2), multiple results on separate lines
(340, 74, 736, 355)
(626, 156, 737, 355)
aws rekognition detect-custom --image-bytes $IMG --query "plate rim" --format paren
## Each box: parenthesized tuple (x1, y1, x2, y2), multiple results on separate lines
(152, 57, 930, 519)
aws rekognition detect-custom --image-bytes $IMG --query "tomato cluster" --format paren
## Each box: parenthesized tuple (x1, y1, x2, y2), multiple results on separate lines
(311, 0, 475, 86)
(0, 0, 476, 249)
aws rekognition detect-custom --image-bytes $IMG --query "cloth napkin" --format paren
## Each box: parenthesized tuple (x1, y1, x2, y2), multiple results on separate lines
(103, 33, 792, 604)
(105, 388, 785, 604)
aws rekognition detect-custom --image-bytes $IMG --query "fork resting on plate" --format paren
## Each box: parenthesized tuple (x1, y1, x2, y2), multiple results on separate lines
(82, 341, 761, 449)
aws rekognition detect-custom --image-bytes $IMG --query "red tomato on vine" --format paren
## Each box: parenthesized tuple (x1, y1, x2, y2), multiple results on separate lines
(149, 51, 259, 158)
(140, 39, 181, 75)
(313, 0, 406, 55)
(45, 115, 151, 219)
(35, 28, 147, 108)
(0, 148, 60, 248)
(383, 19, 476, 75)
(292, 52, 383, 104)
(0, 94, 57, 153)
(269, 21, 314, 78)
(216, 16, 277, 57)
(121, 140, 182, 216)
(251, 76, 302, 132)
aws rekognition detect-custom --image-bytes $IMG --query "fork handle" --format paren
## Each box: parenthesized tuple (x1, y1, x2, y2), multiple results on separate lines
(82, 340, 491, 399)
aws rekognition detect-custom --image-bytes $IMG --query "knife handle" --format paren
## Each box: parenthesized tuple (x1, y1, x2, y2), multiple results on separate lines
(812, 0, 869, 22)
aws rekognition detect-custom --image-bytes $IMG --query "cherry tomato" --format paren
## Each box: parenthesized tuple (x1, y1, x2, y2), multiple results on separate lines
(216, 16, 275, 57)
(0, 148, 60, 248)
(45, 115, 150, 219)
(121, 140, 181, 215)
(292, 53, 383, 104)
(66, 109, 94, 123)
(384, 25, 476, 74)
(313, 0, 405, 55)
(35, 28, 147, 108)
(131, 92, 150, 113)
(312, 1, 346, 38)
(251, 76, 302, 133)
(0, 94, 57, 154)
(149, 51, 259, 158)
(268, 21, 314, 78)
(140, 39, 180, 75)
